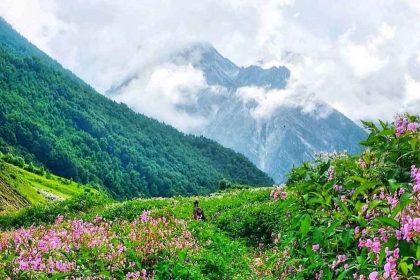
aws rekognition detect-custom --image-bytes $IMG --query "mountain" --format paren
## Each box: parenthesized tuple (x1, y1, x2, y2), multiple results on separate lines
(109, 43, 366, 182)
(203, 103, 367, 182)
(0, 18, 273, 199)
(171, 43, 290, 90)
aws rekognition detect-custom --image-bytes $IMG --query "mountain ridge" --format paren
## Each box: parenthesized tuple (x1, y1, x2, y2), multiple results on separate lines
(108, 43, 367, 182)
(172, 43, 291, 90)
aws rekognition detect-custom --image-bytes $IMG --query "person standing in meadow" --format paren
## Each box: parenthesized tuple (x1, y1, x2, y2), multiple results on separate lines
(193, 200, 206, 221)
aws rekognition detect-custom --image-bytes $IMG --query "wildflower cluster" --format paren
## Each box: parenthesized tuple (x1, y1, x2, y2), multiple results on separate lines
(394, 116, 418, 137)
(412, 165, 420, 193)
(270, 185, 288, 200)
(0, 211, 196, 279)
(265, 114, 420, 279)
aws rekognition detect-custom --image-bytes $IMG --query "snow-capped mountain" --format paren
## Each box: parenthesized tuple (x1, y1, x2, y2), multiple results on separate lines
(107, 43, 367, 182)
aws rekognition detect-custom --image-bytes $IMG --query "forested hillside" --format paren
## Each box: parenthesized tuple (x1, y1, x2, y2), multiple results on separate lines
(0, 18, 273, 199)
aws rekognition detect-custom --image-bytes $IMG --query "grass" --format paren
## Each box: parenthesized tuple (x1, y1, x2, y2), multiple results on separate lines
(0, 161, 98, 213)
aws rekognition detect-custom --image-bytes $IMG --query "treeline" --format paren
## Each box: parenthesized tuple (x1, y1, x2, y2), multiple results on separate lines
(0, 152, 46, 176)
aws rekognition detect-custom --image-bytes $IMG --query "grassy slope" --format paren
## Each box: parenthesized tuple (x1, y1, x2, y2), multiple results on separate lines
(0, 161, 97, 213)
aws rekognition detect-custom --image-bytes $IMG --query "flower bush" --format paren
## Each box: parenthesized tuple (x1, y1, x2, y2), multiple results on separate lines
(0, 211, 196, 279)
(260, 114, 420, 279)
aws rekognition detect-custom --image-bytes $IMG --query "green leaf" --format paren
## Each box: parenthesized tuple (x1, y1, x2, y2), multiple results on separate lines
(319, 162, 331, 177)
(409, 138, 418, 152)
(361, 120, 378, 131)
(346, 176, 366, 184)
(399, 241, 412, 257)
(387, 179, 399, 193)
(313, 227, 324, 243)
(300, 214, 311, 237)
(378, 128, 394, 136)
(417, 244, 420, 259)
(100, 270, 111, 277)
(351, 180, 381, 199)
(341, 229, 353, 248)
(400, 261, 408, 275)
(373, 217, 399, 229)
(325, 220, 341, 238)
(335, 199, 350, 215)
(322, 268, 333, 280)
(368, 199, 385, 211)
(336, 270, 348, 280)
(379, 119, 389, 129)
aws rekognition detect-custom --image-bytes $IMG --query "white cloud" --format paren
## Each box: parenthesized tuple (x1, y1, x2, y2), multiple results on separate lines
(1, 0, 419, 124)
(236, 82, 332, 121)
(404, 74, 420, 109)
(338, 23, 393, 78)
(114, 63, 209, 131)
(0, 0, 65, 55)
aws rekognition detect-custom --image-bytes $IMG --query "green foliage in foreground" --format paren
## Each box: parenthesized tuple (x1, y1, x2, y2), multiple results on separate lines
(0, 115, 419, 279)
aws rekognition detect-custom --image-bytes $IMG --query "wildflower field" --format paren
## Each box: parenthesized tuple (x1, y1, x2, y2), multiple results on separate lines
(0, 115, 419, 279)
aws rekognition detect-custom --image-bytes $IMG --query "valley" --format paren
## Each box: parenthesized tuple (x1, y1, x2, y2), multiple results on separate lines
(0, 9, 419, 280)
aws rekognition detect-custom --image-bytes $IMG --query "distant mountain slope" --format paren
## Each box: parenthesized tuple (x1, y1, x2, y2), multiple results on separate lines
(0, 18, 273, 199)
(204, 102, 367, 182)
(109, 43, 366, 182)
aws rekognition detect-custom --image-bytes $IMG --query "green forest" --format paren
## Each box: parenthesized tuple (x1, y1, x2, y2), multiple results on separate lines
(0, 18, 273, 199)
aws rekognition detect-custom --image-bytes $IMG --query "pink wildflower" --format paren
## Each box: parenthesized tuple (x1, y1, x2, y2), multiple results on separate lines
(140, 210, 150, 223)
(407, 122, 418, 132)
(394, 117, 409, 137)
(358, 158, 367, 169)
(327, 166, 335, 181)
(334, 184, 343, 192)
(315, 270, 323, 280)
(369, 271, 378, 280)
(55, 215, 64, 225)
(270, 186, 287, 201)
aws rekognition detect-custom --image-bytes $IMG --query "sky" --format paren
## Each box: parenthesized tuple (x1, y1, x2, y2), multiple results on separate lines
(1, 0, 419, 126)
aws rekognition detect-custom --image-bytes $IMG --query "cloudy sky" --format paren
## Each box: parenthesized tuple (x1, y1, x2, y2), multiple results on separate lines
(1, 0, 419, 126)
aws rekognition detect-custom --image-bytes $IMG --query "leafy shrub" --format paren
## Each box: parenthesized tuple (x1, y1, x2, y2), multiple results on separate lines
(240, 115, 420, 279)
